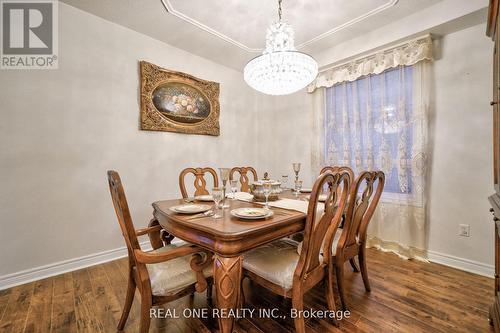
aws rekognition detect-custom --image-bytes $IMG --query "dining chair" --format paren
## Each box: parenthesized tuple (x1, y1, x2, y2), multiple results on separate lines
(108, 171, 213, 333)
(331, 170, 385, 310)
(229, 166, 258, 192)
(320, 166, 354, 182)
(320, 165, 355, 235)
(242, 170, 351, 333)
(179, 167, 219, 198)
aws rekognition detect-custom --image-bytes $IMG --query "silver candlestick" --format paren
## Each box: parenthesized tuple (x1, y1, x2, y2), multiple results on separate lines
(219, 168, 231, 208)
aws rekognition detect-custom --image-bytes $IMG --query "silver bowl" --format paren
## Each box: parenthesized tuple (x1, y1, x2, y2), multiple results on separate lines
(249, 181, 282, 202)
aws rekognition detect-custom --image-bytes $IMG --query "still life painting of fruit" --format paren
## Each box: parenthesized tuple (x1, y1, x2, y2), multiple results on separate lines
(152, 82, 211, 124)
(140, 61, 220, 136)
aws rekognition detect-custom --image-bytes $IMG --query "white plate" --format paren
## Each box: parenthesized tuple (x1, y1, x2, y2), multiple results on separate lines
(169, 204, 212, 214)
(194, 195, 213, 202)
(299, 188, 312, 193)
(230, 208, 274, 220)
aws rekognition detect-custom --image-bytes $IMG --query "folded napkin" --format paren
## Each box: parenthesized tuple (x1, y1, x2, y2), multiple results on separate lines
(232, 193, 324, 215)
(263, 199, 325, 255)
(229, 191, 254, 201)
(263, 198, 319, 214)
(231, 192, 326, 254)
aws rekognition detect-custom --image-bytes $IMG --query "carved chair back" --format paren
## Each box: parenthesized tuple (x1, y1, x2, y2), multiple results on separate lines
(229, 167, 258, 192)
(293, 170, 351, 285)
(337, 171, 385, 251)
(321, 166, 355, 213)
(179, 167, 219, 198)
(320, 166, 355, 187)
(107, 171, 151, 289)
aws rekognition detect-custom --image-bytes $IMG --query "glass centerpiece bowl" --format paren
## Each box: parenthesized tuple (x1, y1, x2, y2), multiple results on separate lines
(249, 180, 282, 202)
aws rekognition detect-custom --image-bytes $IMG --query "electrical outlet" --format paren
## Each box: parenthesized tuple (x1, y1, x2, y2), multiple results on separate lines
(459, 224, 470, 237)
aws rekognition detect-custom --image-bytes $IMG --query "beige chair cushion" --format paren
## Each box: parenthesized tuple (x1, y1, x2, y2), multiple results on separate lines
(146, 244, 213, 296)
(172, 239, 189, 247)
(296, 230, 342, 256)
(243, 239, 299, 290)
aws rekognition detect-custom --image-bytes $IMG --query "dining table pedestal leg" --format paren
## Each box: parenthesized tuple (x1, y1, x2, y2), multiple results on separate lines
(214, 255, 242, 333)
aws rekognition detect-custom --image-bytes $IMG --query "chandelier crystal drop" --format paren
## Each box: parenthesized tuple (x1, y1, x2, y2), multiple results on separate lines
(243, 0, 318, 96)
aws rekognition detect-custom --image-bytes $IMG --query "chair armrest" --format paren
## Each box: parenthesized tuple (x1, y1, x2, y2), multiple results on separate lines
(139, 218, 167, 250)
(190, 250, 213, 292)
(135, 224, 162, 236)
(135, 244, 214, 293)
(134, 245, 202, 264)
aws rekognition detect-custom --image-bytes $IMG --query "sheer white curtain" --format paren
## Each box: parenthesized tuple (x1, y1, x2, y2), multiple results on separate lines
(311, 60, 431, 260)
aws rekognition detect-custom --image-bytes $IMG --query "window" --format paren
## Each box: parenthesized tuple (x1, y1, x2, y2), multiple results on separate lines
(324, 66, 415, 196)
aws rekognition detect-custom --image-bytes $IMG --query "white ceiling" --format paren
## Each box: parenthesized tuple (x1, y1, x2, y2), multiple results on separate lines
(164, 0, 394, 51)
(61, 0, 479, 71)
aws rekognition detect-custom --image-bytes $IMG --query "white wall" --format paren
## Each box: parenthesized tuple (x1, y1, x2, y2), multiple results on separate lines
(0, 3, 258, 277)
(255, 92, 314, 187)
(428, 23, 493, 266)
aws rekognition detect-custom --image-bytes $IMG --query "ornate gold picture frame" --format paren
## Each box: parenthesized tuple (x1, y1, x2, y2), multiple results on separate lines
(140, 61, 220, 136)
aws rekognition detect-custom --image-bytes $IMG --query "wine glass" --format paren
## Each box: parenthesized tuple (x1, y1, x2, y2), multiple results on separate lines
(294, 180, 303, 197)
(263, 181, 272, 209)
(292, 163, 301, 182)
(229, 180, 238, 199)
(212, 187, 223, 219)
(281, 175, 289, 190)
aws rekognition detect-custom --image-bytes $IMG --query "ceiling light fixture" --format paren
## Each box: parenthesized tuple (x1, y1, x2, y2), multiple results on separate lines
(243, 0, 318, 95)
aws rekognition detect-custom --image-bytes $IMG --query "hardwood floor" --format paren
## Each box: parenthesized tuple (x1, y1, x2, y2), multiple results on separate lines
(0, 248, 494, 333)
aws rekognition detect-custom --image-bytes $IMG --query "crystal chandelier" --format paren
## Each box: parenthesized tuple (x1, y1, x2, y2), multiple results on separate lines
(243, 0, 318, 95)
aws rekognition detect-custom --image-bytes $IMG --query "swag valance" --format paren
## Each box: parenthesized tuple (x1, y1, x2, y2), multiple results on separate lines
(307, 34, 433, 93)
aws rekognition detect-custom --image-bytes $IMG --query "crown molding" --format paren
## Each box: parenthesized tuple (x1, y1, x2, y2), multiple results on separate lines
(161, 0, 260, 53)
(296, 0, 399, 49)
(161, 0, 399, 54)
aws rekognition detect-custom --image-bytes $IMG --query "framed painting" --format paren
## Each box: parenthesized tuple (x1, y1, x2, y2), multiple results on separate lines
(140, 61, 220, 136)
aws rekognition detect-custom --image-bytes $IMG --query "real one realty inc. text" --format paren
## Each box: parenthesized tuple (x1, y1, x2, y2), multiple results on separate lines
(150, 307, 351, 320)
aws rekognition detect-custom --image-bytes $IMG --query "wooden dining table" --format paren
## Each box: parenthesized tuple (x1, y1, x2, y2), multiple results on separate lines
(152, 190, 307, 333)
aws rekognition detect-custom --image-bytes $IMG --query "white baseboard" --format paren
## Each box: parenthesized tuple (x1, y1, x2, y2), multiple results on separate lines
(1, 242, 494, 290)
(427, 250, 494, 278)
(0, 241, 153, 291)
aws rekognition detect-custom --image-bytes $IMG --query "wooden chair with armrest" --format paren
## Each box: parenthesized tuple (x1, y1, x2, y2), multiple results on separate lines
(108, 171, 213, 333)
(229, 166, 258, 192)
(241, 170, 351, 333)
(179, 167, 219, 199)
(330, 170, 385, 310)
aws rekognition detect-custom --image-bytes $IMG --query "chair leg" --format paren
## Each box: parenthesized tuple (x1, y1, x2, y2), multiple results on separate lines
(139, 297, 152, 333)
(349, 257, 360, 272)
(325, 266, 339, 327)
(292, 294, 305, 333)
(239, 278, 245, 309)
(117, 274, 136, 331)
(335, 263, 347, 311)
(206, 280, 213, 301)
(359, 247, 371, 292)
(326, 266, 337, 313)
